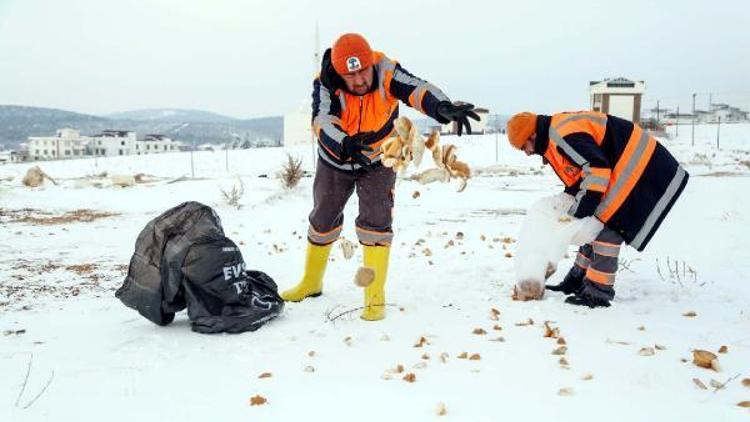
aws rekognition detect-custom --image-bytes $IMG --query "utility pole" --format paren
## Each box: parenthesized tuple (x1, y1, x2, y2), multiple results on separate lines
(716, 116, 721, 149)
(494, 114, 499, 163)
(190, 138, 195, 178)
(691, 93, 697, 146)
(225, 141, 230, 172)
(656, 100, 660, 124)
(675, 106, 679, 136)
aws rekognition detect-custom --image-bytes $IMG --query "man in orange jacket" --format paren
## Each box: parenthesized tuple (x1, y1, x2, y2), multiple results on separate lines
(507, 111, 688, 307)
(281, 33, 479, 320)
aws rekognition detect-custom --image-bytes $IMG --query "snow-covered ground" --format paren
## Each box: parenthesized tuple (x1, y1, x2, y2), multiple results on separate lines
(1, 124, 749, 421)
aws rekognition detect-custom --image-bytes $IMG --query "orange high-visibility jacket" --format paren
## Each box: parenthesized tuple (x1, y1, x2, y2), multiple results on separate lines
(312, 49, 450, 172)
(537, 111, 689, 251)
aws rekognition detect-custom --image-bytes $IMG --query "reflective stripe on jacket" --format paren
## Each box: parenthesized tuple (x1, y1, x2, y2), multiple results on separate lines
(539, 112, 689, 251)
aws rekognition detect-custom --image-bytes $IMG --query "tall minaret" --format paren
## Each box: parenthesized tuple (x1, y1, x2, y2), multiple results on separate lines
(310, 18, 321, 166)
(313, 19, 320, 75)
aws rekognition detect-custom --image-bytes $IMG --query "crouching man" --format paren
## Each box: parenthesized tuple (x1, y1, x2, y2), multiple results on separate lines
(506, 111, 689, 307)
(281, 33, 479, 320)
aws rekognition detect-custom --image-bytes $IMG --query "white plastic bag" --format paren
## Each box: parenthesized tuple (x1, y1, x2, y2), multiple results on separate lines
(512, 193, 603, 301)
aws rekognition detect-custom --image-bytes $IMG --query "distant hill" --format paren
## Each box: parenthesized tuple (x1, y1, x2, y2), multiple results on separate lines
(0, 106, 110, 149)
(0, 105, 282, 149)
(104, 108, 239, 123)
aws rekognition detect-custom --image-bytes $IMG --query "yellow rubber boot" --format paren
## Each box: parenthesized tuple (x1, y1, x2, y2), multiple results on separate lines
(281, 242, 333, 302)
(361, 245, 390, 321)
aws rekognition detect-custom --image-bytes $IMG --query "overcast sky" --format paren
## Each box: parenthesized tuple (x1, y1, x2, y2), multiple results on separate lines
(1, 0, 748, 118)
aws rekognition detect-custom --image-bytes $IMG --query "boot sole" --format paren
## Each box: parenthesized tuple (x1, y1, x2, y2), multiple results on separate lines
(284, 292, 322, 303)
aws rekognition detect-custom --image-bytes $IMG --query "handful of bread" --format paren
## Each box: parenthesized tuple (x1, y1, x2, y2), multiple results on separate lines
(380, 117, 471, 192)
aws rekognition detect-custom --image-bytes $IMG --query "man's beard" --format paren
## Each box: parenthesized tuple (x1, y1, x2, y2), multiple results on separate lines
(352, 84, 369, 95)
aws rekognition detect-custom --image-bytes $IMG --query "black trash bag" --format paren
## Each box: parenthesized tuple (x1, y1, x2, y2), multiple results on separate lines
(116, 202, 224, 326)
(181, 234, 284, 334)
(116, 201, 283, 334)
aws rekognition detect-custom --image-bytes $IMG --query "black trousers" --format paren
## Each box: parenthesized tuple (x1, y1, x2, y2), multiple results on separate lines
(575, 226, 624, 288)
(307, 160, 396, 246)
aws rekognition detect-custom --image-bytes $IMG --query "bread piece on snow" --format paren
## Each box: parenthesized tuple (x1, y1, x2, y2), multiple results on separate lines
(512, 279, 545, 301)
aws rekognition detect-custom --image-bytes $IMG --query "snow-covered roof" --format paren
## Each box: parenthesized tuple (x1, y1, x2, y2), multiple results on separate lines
(589, 77, 645, 94)
(143, 134, 171, 141)
(97, 130, 134, 137)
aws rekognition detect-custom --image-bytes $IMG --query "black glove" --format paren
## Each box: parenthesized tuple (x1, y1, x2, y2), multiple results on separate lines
(341, 132, 376, 166)
(437, 101, 481, 136)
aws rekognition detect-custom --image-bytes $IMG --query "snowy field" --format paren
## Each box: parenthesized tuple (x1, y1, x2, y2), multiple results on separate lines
(1, 124, 750, 421)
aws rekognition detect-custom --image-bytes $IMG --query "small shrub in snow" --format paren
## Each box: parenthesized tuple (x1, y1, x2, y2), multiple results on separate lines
(220, 177, 245, 209)
(279, 153, 303, 190)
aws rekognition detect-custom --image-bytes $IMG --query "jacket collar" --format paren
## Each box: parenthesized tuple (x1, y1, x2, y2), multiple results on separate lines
(534, 114, 552, 155)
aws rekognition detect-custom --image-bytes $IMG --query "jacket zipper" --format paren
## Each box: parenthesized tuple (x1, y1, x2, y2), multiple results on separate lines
(352, 97, 364, 171)
(357, 97, 362, 133)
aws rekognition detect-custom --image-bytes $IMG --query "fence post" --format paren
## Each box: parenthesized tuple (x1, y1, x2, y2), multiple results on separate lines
(691, 93, 696, 146)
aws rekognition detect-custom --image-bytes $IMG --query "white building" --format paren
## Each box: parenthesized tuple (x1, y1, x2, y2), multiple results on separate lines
(704, 103, 749, 122)
(661, 103, 749, 125)
(441, 107, 490, 135)
(135, 134, 178, 155)
(90, 130, 137, 157)
(589, 78, 645, 123)
(27, 128, 91, 161)
(283, 100, 314, 148)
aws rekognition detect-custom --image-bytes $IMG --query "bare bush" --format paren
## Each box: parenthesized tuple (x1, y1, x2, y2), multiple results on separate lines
(655, 257, 701, 287)
(279, 153, 304, 190)
(220, 177, 245, 209)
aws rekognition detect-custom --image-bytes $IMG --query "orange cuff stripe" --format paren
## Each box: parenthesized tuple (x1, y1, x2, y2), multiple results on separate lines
(586, 268, 615, 285)
(355, 226, 393, 235)
(592, 240, 620, 247)
(309, 225, 343, 237)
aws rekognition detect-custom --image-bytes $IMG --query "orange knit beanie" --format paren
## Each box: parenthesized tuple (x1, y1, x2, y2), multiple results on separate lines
(507, 112, 538, 149)
(332, 33, 374, 75)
